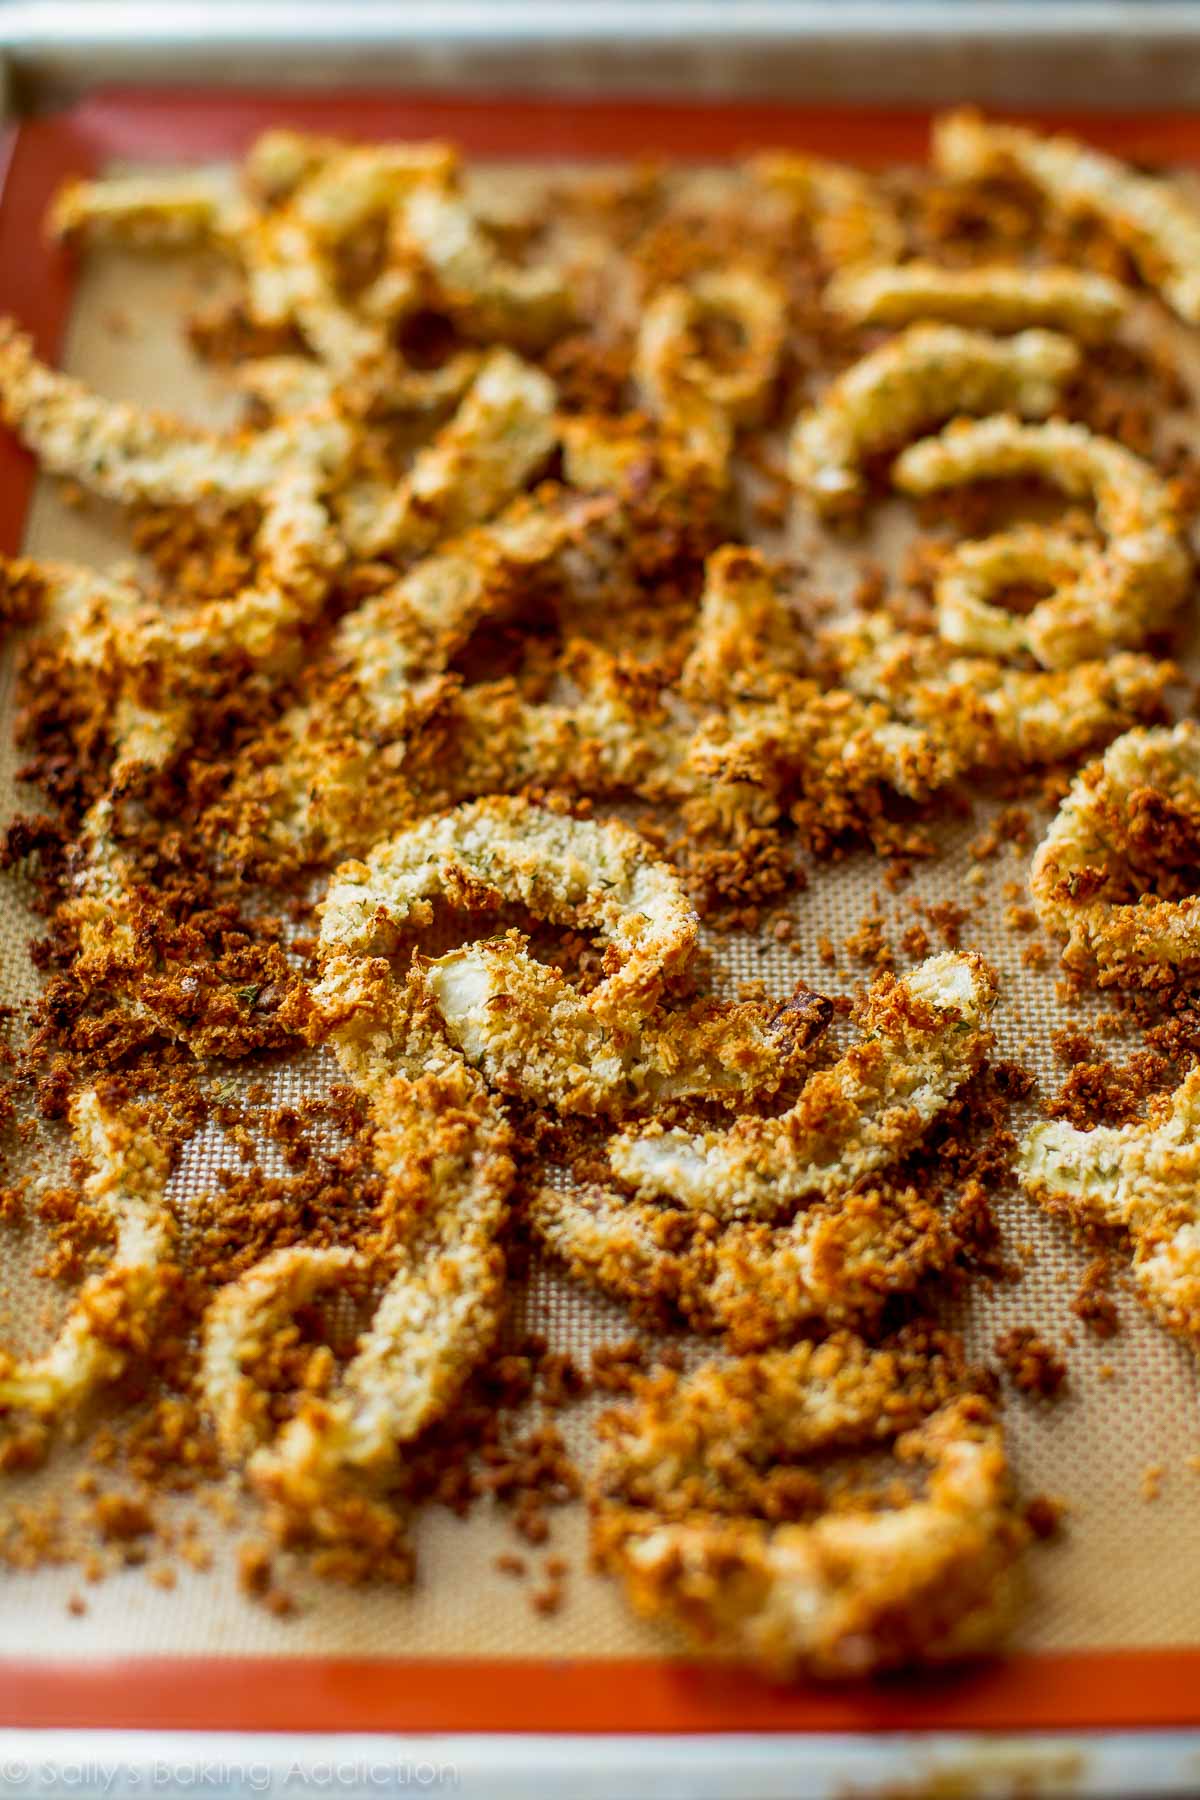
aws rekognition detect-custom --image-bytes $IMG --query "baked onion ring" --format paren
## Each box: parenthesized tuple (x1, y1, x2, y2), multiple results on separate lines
(894, 416, 1189, 667)
(52, 139, 457, 377)
(609, 951, 997, 1219)
(748, 153, 905, 270)
(529, 1178, 955, 1346)
(0, 330, 349, 771)
(680, 543, 807, 706)
(336, 347, 557, 559)
(790, 324, 1078, 513)
(826, 612, 1175, 772)
(398, 181, 573, 351)
(50, 168, 245, 249)
(201, 964, 513, 1567)
(0, 322, 350, 509)
(320, 795, 818, 1117)
(0, 1090, 175, 1422)
(1019, 1066, 1200, 1353)
(825, 262, 1128, 340)
(215, 486, 608, 870)
(933, 108, 1200, 326)
(636, 271, 786, 475)
(1030, 722, 1200, 985)
(590, 1332, 1026, 1677)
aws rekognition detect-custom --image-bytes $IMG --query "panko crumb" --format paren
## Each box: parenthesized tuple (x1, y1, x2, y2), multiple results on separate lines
(1073, 1257, 1121, 1338)
(1024, 1493, 1067, 1540)
(995, 1326, 1068, 1399)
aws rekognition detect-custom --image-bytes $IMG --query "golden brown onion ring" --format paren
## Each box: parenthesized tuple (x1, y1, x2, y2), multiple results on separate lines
(591, 1332, 1026, 1677)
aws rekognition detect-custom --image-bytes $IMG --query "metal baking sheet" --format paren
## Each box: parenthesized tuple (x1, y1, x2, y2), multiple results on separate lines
(7, 2, 1200, 112)
(4, 57, 1200, 1800)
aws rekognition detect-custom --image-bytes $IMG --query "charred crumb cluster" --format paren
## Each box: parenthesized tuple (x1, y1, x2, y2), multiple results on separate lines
(0, 107, 1198, 1677)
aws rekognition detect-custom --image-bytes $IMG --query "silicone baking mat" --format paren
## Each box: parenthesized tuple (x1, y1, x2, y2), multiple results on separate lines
(2, 89, 1200, 1734)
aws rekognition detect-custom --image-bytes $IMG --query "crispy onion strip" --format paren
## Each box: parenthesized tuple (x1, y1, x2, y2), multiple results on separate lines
(0, 1091, 174, 1420)
(0, 322, 350, 508)
(610, 951, 996, 1219)
(591, 1333, 1025, 1677)
(399, 183, 572, 350)
(530, 1179, 955, 1346)
(337, 348, 558, 558)
(826, 613, 1174, 772)
(50, 170, 241, 248)
(1030, 722, 1200, 984)
(789, 324, 1078, 513)
(826, 262, 1128, 339)
(748, 154, 905, 270)
(636, 271, 786, 474)
(933, 108, 1200, 326)
(201, 966, 513, 1556)
(1020, 1067, 1200, 1352)
(894, 416, 1189, 667)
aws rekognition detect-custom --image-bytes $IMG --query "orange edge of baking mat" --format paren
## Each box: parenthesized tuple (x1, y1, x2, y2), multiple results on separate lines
(4, 1648, 1200, 1735)
(2, 85, 1200, 1737)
